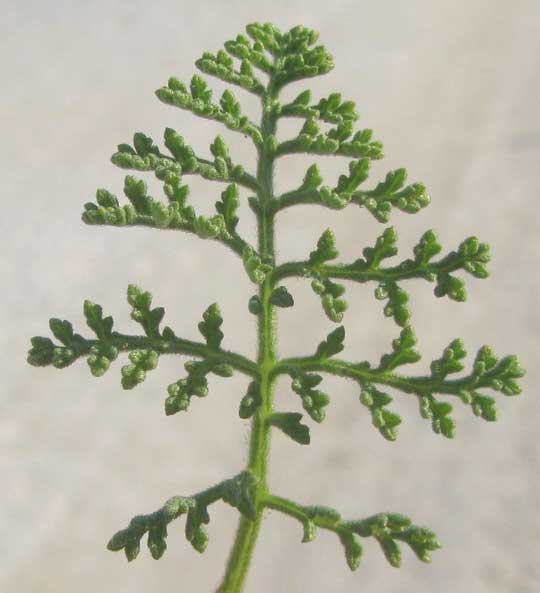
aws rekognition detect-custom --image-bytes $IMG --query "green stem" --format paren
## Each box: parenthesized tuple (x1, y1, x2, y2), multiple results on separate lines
(215, 86, 278, 593)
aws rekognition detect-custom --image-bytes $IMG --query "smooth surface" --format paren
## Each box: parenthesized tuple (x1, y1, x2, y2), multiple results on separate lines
(2, 1, 539, 592)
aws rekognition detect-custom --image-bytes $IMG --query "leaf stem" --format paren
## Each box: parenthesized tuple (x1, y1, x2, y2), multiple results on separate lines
(215, 82, 279, 593)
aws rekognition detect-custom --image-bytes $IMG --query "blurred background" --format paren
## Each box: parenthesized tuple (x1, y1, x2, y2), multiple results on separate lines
(2, 1, 539, 592)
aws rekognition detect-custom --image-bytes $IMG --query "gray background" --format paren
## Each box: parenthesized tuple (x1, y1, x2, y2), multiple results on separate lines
(2, 1, 539, 592)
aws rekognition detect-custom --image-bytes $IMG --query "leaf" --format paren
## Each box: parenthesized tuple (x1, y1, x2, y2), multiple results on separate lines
(215, 184, 239, 232)
(123, 176, 151, 214)
(301, 117, 320, 136)
(292, 89, 311, 105)
(133, 132, 158, 157)
(269, 286, 294, 308)
(374, 281, 411, 327)
(163, 128, 198, 170)
(360, 384, 402, 441)
(316, 326, 345, 359)
(361, 227, 398, 269)
(339, 532, 363, 571)
(49, 318, 74, 345)
(221, 471, 258, 521)
(197, 304, 224, 350)
(239, 381, 262, 419)
(417, 394, 455, 438)
(27, 336, 55, 366)
(220, 89, 241, 118)
(121, 350, 159, 390)
(147, 525, 168, 560)
(269, 412, 310, 445)
(430, 339, 467, 379)
(400, 526, 441, 563)
(193, 214, 226, 239)
(311, 278, 347, 323)
(302, 519, 317, 543)
(291, 372, 330, 423)
(185, 504, 210, 553)
(95, 188, 119, 208)
(373, 168, 407, 195)
(127, 284, 165, 338)
(309, 229, 339, 266)
(301, 163, 323, 190)
(471, 393, 498, 421)
(378, 327, 421, 371)
(87, 343, 118, 377)
(84, 300, 114, 340)
(459, 237, 490, 279)
(190, 75, 212, 103)
(242, 246, 273, 284)
(210, 135, 230, 160)
(335, 158, 370, 194)
(413, 230, 442, 265)
(434, 273, 466, 302)
(248, 295, 262, 315)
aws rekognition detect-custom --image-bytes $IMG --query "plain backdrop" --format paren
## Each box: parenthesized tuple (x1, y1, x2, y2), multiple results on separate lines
(2, 1, 539, 592)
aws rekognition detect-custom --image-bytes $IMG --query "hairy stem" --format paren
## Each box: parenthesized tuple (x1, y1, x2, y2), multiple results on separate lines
(215, 81, 278, 593)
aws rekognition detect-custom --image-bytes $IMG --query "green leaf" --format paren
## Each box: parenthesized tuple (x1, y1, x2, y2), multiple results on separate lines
(239, 381, 262, 419)
(185, 503, 210, 553)
(374, 281, 411, 327)
(302, 519, 317, 543)
(127, 285, 165, 338)
(400, 526, 441, 563)
(270, 286, 294, 308)
(124, 541, 140, 562)
(311, 278, 347, 323)
(215, 184, 239, 232)
(361, 227, 398, 269)
(193, 214, 226, 239)
(190, 75, 212, 103)
(434, 273, 466, 302)
(459, 237, 490, 279)
(309, 229, 339, 266)
(27, 336, 55, 366)
(147, 525, 168, 560)
(361, 168, 430, 221)
(291, 372, 330, 423)
(221, 471, 258, 521)
(133, 132, 159, 157)
(121, 350, 159, 390)
(417, 394, 456, 438)
(220, 89, 241, 117)
(292, 89, 311, 106)
(242, 246, 273, 284)
(210, 135, 230, 160)
(124, 176, 151, 214)
(84, 300, 114, 340)
(360, 384, 402, 441)
(413, 230, 442, 265)
(378, 536, 402, 568)
(335, 158, 370, 194)
(49, 318, 74, 345)
(95, 188, 119, 208)
(87, 343, 118, 377)
(430, 339, 467, 379)
(301, 163, 323, 190)
(198, 304, 224, 350)
(470, 393, 498, 421)
(339, 531, 363, 571)
(163, 128, 198, 170)
(378, 326, 421, 371)
(269, 412, 310, 444)
(316, 326, 345, 359)
(248, 295, 262, 315)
